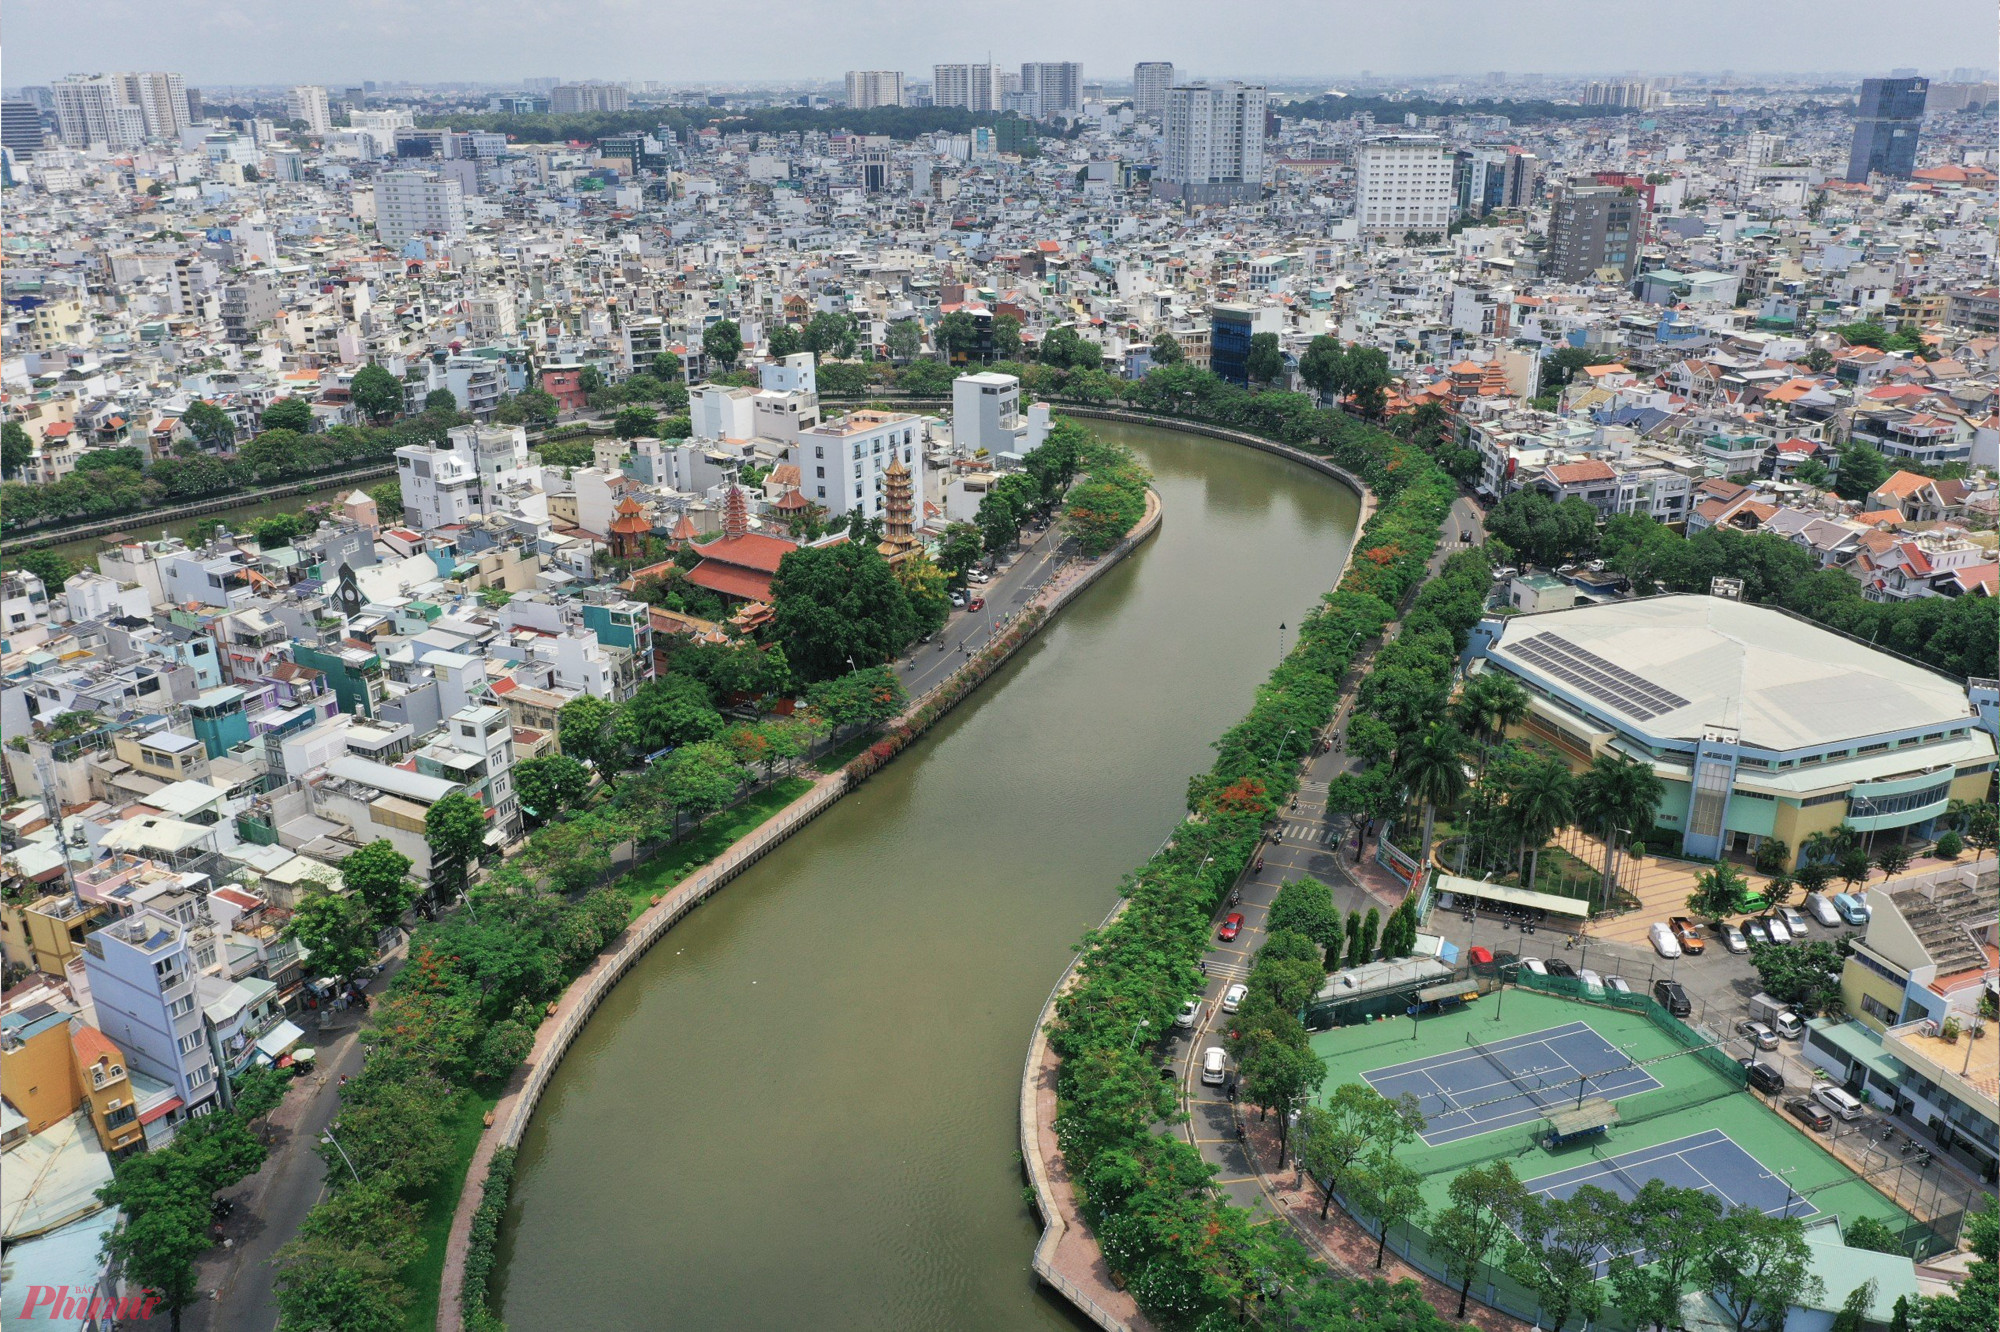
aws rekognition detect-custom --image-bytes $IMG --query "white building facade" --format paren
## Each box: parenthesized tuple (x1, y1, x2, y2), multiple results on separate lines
(1354, 135, 1456, 240)
(1157, 82, 1267, 204)
(793, 410, 925, 522)
(376, 170, 467, 248)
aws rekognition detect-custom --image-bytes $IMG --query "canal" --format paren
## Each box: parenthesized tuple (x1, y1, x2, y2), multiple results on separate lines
(491, 422, 1363, 1331)
(22, 477, 381, 568)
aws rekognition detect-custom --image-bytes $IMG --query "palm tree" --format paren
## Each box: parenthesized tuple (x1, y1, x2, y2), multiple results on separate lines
(1837, 846, 1873, 891)
(1688, 860, 1751, 922)
(1452, 673, 1531, 763)
(1574, 752, 1665, 907)
(1396, 722, 1470, 877)
(1508, 757, 1576, 893)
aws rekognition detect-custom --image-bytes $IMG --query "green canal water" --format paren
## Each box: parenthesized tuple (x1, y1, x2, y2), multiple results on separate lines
(492, 422, 1363, 1330)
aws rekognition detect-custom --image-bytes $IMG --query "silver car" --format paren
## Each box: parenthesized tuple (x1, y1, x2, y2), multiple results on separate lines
(1739, 1019, 1779, 1051)
(1762, 915, 1793, 944)
(1743, 918, 1772, 946)
(1781, 905, 1810, 937)
(1720, 922, 1748, 954)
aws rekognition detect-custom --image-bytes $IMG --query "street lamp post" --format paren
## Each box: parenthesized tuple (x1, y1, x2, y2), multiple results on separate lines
(321, 1128, 363, 1186)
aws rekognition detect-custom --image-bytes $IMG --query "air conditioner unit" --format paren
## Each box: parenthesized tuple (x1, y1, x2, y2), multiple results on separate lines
(106, 1098, 123, 1111)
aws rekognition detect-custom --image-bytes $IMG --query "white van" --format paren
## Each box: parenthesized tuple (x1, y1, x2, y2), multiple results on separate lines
(1201, 1047, 1228, 1086)
(1812, 1082, 1864, 1121)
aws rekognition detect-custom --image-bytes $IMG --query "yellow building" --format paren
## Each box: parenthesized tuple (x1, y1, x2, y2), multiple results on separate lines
(72, 1022, 145, 1159)
(0, 892, 105, 977)
(1, 1002, 83, 1137)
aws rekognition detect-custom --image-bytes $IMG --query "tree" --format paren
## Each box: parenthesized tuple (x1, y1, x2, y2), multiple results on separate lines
(521, 816, 616, 893)
(1245, 332, 1285, 385)
(1241, 1041, 1326, 1164)
(180, 399, 237, 452)
(338, 840, 416, 931)
(976, 471, 1042, 553)
(613, 404, 658, 439)
(1266, 879, 1342, 961)
(1747, 938, 1851, 1015)
(1704, 1207, 1822, 1332)
(1832, 1280, 1880, 1332)
(424, 387, 459, 414)
(893, 553, 952, 639)
(1833, 441, 1891, 502)
(651, 350, 683, 383)
(1434, 1159, 1531, 1318)
(1508, 755, 1576, 890)
(1874, 842, 1913, 881)
(804, 665, 908, 731)
(657, 741, 747, 827)
(617, 672, 723, 754)
(1397, 722, 1469, 876)
(252, 513, 306, 548)
(424, 791, 489, 901)
(934, 521, 984, 583)
(1039, 324, 1085, 367)
(767, 324, 804, 359)
(1063, 478, 1146, 555)
(935, 310, 981, 360)
(1295, 1084, 1418, 1220)
(1608, 1180, 1726, 1332)
(106, 1204, 208, 1330)
(1511, 1185, 1620, 1332)
(273, 1236, 414, 1332)
(284, 890, 377, 982)
(803, 311, 857, 360)
(1948, 799, 1998, 855)
(1347, 1148, 1427, 1269)
(1841, 1215, 1903, 1254)
(1688, 861, 1752, 922)
(557, 694, 622, 771)
(991, 314, 1022, 361)
(885, 318, 923, 363)
(1838, 846, 1874, 890)
(703, 319, 742, 370)
(1298, 335, 1348, 402)
(261, 397, 316, 433)
(513, 754, 592, 822)
(348, 363, 403, 422)
(1574, 751, 1664, 905)
(1149, 332, 1185, 367)
(1912, 1200, 1995, 1332)
(769, 541, 917, 682)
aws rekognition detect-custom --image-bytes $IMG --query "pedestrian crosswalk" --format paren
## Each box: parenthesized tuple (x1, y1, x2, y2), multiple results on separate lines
(1273, 821, 1341, 846)
(1205, 959, 1250, 983)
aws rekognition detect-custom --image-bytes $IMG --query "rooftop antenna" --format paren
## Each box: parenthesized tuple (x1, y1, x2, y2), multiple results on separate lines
(35, 755, 85, 913)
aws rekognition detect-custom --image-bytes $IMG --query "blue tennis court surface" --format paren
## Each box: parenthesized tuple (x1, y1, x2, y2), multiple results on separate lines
(1525, 1130, 1817, 1270)
(1361, 1021, 1662, 1146)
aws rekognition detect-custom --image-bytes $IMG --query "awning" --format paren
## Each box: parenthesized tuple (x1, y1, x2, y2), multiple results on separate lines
(138, 1096, 184, 1126)
(1435, 873, 1591, 920)
(255, 1020, 307, 1062)
(1544, 1097, 1620, 1138)
(1417, 982, 1477, 1003)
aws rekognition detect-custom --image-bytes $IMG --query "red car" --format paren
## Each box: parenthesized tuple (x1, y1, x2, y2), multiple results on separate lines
(1219, 913, 1244, 942)
(968, 597, 985, 612)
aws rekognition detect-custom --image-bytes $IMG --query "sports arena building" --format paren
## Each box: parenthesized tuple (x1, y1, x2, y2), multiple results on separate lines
(1466, 596, 1996, 865)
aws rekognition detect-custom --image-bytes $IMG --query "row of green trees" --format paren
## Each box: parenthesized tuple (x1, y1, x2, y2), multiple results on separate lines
(1060, 434, 1151, 556)
(1047, 381, 1467, 1328)
(1, 377, 453, 534)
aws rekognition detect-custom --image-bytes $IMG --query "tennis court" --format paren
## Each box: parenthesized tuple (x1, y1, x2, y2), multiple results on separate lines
(1362, 1020, 1663, 1146)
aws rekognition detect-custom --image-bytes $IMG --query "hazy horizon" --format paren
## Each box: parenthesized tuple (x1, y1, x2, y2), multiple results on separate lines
(7, 0, 1994, 89)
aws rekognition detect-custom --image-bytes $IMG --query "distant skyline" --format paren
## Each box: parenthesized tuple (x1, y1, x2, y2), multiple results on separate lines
(8, 0, 1994, 88)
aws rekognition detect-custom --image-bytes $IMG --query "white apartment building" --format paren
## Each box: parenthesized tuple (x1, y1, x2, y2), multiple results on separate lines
(952, 371, 1050, 456)
(933, 64, 998, 112)
(119, 72, 190, 139)
(1157, 82, 1267, 205)
(349, 108, 415, 157)
(792, 410, 925, 522)
(1354, 135, 1456, 239)
(285, 85, 333, 135)
(845, 71, 905, 109)
(80, 909, 221, 1123)
(377, 169, 466, 248)
(395, 423, 538, 528)
(1133, 62, 1175, 119)
(1020, 62, 1083, 114)
(52, 75, 147, 148)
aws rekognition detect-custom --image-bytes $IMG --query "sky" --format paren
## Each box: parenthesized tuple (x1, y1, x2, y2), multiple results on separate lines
(8, 0, 1995, 88)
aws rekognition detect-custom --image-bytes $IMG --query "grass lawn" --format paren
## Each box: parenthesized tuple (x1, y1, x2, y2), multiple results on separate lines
(402, 1086, 501, 1331)
(608, 775, 814, 921)
(809, 728, 881, 773)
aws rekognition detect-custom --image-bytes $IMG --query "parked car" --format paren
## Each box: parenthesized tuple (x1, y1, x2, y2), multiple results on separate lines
(1176, 999, 1201, 1029)
(1812, 1082, 1865, 1121)
(1720, 922, 1749, 954)
(968, 570, 990, 584)
(1222, 982, 1249, 1013)
(1832, 892, 1872, 926)
(1740, 1059, 1786, 1095)
(1218, 913, 1244, 942)
(1739, 1019, 1780, 1051)
(1762, 914, 1793, 944)
(1544, 959, 1578, 980)
(1654, 979, 1692, 1017)
(1578, 968, 1605, 996)
(1743, 918, 1772, 946)
(950, 591, 966, 607)
(1804, 892, 1843, 929)
(1648, 922, 1682, 959)
(1781, 905, 1810, 937)
(1201, 1046, 1228, 1086)
(1669, 916, 1708, 954)
(967, 597, 985, 612)
(1786, 1097, 1834, 1132)
(1773, 1011, 1806, 1041)
(1605, 975, 1633, 995)
(1520, 956, 1549, 976)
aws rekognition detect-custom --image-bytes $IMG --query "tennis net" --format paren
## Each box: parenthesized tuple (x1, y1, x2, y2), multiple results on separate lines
(1463, 1032, 1560, 1108)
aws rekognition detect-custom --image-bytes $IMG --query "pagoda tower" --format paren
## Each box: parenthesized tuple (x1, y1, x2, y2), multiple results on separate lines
(876, 457, 921, 565)
(608, 493, 650, 561)
(722, 482, 751, 540)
